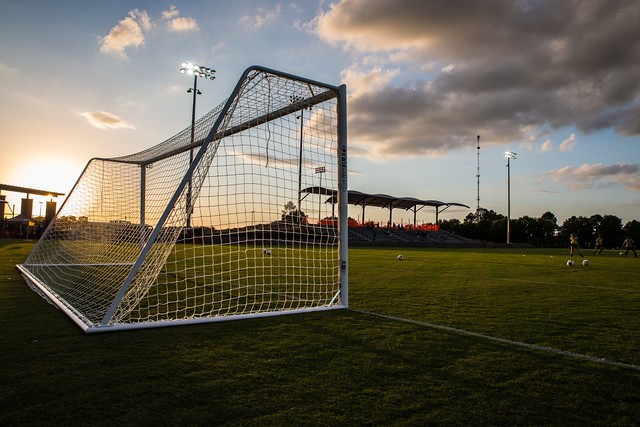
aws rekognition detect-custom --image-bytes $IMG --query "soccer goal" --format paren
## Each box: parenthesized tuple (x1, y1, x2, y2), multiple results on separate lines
(18, 65, 348, 333)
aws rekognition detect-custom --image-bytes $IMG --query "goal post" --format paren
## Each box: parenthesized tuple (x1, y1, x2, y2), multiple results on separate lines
(18, 65, 348, 333)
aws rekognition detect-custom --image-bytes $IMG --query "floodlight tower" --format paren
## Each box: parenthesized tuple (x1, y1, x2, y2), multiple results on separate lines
(290, 94, 311, 213)
(315, 166, 326, 223)
(180, 61, 216, 229)
(505, 151, 517, 244)
(476, 135, 480, 219)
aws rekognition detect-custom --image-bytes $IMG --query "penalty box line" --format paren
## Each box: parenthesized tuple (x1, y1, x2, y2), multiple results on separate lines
(351, 309, 640, 372)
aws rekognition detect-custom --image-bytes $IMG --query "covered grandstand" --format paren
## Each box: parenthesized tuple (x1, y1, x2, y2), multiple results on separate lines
(301, 187, 469, 228)
(301, 187, 476, 247)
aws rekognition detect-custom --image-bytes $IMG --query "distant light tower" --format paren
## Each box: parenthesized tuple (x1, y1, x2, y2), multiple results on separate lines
(180, 62, 216, 229)
(315, 166, 326, 223)
(476, 135, 481, 218)
(290, 94, 311, 213)
(505, 151, 517, 244)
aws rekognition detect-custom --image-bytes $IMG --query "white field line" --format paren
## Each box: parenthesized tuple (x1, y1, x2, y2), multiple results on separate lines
(352, 309, 640, 372)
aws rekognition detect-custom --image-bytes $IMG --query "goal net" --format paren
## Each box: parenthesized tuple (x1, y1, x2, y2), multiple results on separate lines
(18, 66, 348, 333)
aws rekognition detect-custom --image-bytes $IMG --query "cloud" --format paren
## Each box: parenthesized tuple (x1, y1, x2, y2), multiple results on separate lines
(168, 17, 199, 32)
(162, 5, 199, 32)
(441, 64, 455, 74)
(100, 7, 198, 59)
(545, 162, 640, 192)
(162, 5, 180, 20)
(348, 145, 369, 158)
(0, 63, 17, 73)
(240, 5, 282, 31)
(237, 151, 317, 170)
(167, 84, 185, 93)
(540, 139, 553, 153)
(341, 65, 399, 96)
(310, 0, 640, 157)
(559, 133, 576, 152)
(78, 111, 135, 130)
(100, 10, 151, 59)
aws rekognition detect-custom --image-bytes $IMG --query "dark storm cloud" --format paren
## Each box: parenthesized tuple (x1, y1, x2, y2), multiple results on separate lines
(314, 0, 640, 156)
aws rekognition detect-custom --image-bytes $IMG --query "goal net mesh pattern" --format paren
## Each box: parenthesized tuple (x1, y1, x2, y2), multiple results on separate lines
(19, 66, 347, 332)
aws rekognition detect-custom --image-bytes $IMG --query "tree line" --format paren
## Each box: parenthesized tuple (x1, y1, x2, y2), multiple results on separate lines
(438, 208, 640, 248)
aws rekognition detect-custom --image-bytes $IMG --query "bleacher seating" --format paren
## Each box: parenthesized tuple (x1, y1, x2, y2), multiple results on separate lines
(348, 226, 478, 247)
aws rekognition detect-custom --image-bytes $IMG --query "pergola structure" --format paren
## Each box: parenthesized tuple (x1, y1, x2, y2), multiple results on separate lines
(0, 184, 65, 198)
(1, 184, 65, 220)
(301, 187, 469, 227)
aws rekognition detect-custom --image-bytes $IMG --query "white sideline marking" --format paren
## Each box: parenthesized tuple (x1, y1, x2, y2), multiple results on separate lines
(352, 309, 640, 372)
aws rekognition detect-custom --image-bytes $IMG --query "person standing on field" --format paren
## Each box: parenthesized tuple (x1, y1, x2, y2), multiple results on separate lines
(569, 233, 584, 258)
(594, 234, 604, 255)
(622, 236, 638, 258)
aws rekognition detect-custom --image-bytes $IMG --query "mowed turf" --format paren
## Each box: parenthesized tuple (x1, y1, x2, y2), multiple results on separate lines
(1, 239, 639, 425)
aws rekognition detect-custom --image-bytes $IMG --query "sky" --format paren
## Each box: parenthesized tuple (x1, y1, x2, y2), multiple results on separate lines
(1, 0, 639, 227)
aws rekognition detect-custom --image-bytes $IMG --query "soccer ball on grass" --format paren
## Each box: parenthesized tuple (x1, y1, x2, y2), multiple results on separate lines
(397, 255, 404, 261)
(582, 259, 590, 266)
(566, 259, 574, 267)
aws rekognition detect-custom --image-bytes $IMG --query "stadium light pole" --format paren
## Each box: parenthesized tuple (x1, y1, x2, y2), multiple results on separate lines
(476, 134, 481, 221)
(505, 151, 517, 244)
(180, 61, 216, 229)
(315, 166, 326, 224)
(290, 95, 311, 215)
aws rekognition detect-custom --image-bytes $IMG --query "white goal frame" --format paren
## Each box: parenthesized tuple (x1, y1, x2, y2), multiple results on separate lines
(18, 65, 348, 333)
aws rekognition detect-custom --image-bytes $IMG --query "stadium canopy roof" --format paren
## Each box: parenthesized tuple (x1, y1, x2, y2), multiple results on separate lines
(301, 187, 469, 226)
(0, 184, 65, 198)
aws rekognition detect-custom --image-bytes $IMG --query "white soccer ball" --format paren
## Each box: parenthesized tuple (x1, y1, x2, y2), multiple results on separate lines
(264, 249, 272, 256)
(566, 259, 574, 267)
(582, 259, 590, 266)
(397, 255, 404, 261)
(620, 252, 624, 256)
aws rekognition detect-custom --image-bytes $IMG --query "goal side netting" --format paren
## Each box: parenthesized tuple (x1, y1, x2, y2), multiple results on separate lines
(17, 65, 348, 333)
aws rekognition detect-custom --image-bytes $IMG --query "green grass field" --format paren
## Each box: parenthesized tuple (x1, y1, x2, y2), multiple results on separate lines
(1, 239, 639, 425)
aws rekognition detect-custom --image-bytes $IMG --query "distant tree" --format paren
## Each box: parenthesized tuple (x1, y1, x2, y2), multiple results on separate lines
(281, 201, 307, 224)
(538, 212, 558, 247)
(460, 208, 505, 241)
(623, 220, 640, 244)
(465, 208, 483, 223)
(511, 215, 540, 244)
(589, 214, 604, 235)
(509, 212, 558, 246)
(541, 211, 557, 224)
(489, 217, 507, 242)
(460, 213, 481, 239)
(559, 216, 593, 247)
(480, 209, 504, 223)
(598, 215, 624, 248)
(451, 209, 639, 247)
(439, 218, 462, 235)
